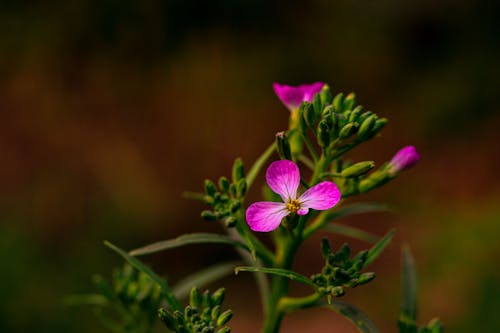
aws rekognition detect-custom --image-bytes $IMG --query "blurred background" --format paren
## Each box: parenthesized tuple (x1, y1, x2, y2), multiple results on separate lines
(0, 0, 499, 332)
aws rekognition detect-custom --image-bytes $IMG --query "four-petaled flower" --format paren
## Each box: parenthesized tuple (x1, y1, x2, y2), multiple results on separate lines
(273, 82, 325, 111)
(387, 146, 420, 175)
(246, 160, 341, 232)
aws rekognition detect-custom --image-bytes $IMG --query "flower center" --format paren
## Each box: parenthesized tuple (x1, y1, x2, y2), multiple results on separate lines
(286, 199, 301, 213)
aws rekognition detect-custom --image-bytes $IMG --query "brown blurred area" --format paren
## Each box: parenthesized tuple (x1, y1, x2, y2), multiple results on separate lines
(0, 0, 499, 332)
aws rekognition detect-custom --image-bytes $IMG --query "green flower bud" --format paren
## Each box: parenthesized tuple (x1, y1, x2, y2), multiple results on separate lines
(275, 131, 292, 160)
(190, 287, 202, 309)
(331, 286, 345, 297)
(218, 177, 230, 193)
(339, 122, 359, 139)
(236, 178, 247, 197)
(340, 161, 375, 178)
(232, 158, 245, 183)
(201, 210, 217, 221)
(358, 171, 391, 193)
(202, 327, 215, 333)
(217, 310, 233, 326)
(357, 111, 373, 124)
(427, 318, 444, 333)
(229, 200, 241, 213)
(337, 243, 351, 261)
(185, 305, 196, 319)
(349, 105, 363, 122)
(204, 179, 217, 196)
(217, 327, 231, 333)
(313, 93, 323, 117)
(343, 93, 356, 111)
(357, 115, 377, 140)
(158, 308, 177, 330)
(317, 120, 331, 148)
(211, 305, 221, 321)
(370, 118, 388, 137)
(224, 216, 237, 228)
(359, 272, 376, 284)
(211, 288, 225, 306)
(320, 84, 333, 106)
(321, 238, 333, 258)
(302, 102, 316, 128)
(332, 93, 344, 111)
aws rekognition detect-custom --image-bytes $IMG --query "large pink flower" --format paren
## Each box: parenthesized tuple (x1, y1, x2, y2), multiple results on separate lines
(246, 160, 341, 232)
(273, 82, 325, 111)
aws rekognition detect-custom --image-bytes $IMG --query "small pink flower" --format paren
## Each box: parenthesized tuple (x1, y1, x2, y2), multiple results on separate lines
(246, 160, 341, 232)
(387, 146, 420, 174)
(273, 82, 325, 111)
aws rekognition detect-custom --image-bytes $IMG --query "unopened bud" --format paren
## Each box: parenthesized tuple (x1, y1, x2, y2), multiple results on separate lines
(317, 120, 331, 148)
(341, 161, 375, 178)
(212, 288, 225, 306)
(236, 179, 247, 197)
(332, 93, 344, 111)
(339, 122, 359, 139)
(275, 131, 292, 160)
(217, 310, 233, 326)
(217, 327, 231, 333)
(302, 102, 316, 128)
(331, 286, 345, 297)
(201, 210, 217, 221)
(190, 287, 202, 308)
(232, 158, 245, 183)
(224, 216, 237, 227)
(218, 177, 230, 193)
(204, 180, 217, 196)
(370, 118, 388, 137)
(343, 92, 356, 111)
(320, 84, 333, 106)
(211, 305, 221, 321)
(158, 308, 177, 330)
(359, 272, 376, 284)
(349, 105, 363, 122)
(357, 115, 377, 140)
(358, 171, 391, 193)
(387, 146, 420, 175)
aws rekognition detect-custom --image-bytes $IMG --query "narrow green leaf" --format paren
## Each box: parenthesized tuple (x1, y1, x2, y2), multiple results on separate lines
(173, 261, 242, 300)
(325, 202, 391, 221)
(323, 223, 379, 243)
(235, 266, 315, 288)
(246, 143, 276, 188)
(64, 294, 109, 306)
(103, 241, 181, 311)
(129, 233, 249, 257)
(401, 245, 418, 322)
(363, 229, 395, 268)
(316, 300, 380, 333)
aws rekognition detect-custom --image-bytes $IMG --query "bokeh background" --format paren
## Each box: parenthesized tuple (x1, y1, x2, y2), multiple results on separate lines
(1, 0, 499, 332)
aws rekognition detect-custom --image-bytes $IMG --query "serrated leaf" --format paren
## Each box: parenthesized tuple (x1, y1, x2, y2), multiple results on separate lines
(129, 233, 249, 257)
(103, 241, 181, 311)
(235, 266, 316, 288)
(173, 261, 242, 300)
(401, 245, 418, 322)
(316, 300, 380, 333)
(324, 223, 379, 243)
(363, 229, 395, 268)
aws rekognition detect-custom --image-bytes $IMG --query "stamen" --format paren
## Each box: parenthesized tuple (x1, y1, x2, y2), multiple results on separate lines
(286, 199, 301, 213)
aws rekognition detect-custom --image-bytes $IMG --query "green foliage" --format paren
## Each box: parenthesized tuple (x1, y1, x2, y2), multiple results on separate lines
(158, 287, 232, 333)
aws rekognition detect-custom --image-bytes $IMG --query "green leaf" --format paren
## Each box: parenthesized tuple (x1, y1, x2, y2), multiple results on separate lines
(363, 229, 395, 268)
(235, 266, 315, 288)
(173, 261, 242, 300)
(325, 202, 391, 221)
(103, 241, 181, 311)
(401, 245, 418, 322)
(323, 223, 379, 243)
(246, 143, 276, 188)
(317, 300, 380, 333)
(129, 233, 249, 257)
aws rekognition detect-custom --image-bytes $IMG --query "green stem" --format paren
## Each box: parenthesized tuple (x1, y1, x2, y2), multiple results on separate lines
(279, 293, 323, 312)
(300, 133, 319, 163)
(247, 143, 276, 188)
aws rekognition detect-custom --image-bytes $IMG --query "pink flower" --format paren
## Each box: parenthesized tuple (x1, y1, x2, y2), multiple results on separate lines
(246, 160, 341, 232)
(273, 82, 325, 111)
(387, 146, 420, 174)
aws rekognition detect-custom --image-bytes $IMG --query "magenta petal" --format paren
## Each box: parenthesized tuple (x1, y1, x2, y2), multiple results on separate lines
(246, 201, 289, 232)
(298, 181, 341, 211)
(266, 160, 300, 202)
(273, 82, 325, 111)
(388, 146, 420, 173)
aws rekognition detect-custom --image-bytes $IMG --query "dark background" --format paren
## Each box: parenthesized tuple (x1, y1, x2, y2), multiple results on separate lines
(0, 0, 499, 332)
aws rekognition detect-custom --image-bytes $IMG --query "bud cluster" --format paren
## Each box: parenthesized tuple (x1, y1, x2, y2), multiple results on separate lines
(311, 239, 375, 299)
(159, 287, 232, 333)
(200, 158, 247, 227)
(92, 264, 162, 332)
(297, 86, 387, 154)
